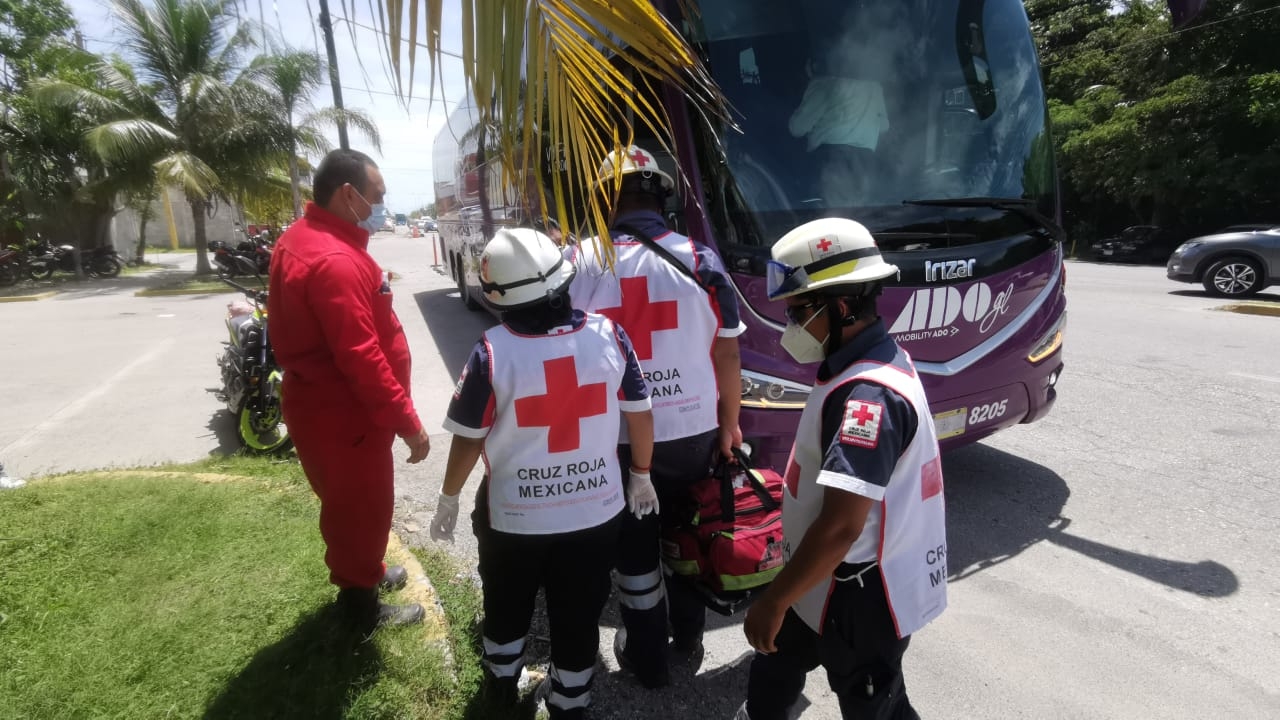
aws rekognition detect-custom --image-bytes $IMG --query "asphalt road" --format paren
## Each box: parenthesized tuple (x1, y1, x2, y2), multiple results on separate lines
(2, 234, 1277, 719)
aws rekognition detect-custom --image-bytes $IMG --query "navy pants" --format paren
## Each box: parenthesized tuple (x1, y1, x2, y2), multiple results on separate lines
(473, 478, 622, 720)
(615, 430, 718, 677)
(746, 564, 918, 720)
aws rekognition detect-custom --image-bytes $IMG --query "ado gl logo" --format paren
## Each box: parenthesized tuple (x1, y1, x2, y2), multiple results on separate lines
(889, 281, 1014, 338)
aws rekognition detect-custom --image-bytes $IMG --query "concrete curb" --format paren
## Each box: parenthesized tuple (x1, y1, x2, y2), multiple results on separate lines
(385, 533, 454, 659)
(134, 286, 238, 297)
(0, 290, 58, 303)
(45, 470, 249, 483)
(1213, 301, 1280, 318)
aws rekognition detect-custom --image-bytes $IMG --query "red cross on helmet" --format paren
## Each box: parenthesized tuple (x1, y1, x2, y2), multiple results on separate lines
(596, 145, 675, 194)
(766, 218, 899, 300)
(479, 228, 576, 308)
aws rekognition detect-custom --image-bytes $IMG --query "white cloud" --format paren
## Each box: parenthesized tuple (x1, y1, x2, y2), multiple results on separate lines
(67, 0, 470, 214)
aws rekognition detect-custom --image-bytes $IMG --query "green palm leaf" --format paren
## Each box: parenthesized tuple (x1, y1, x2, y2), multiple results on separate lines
(300, 107, 383, 152)
(86, 119, 179, 164)
(154, 151, 221, 198)
(293, 126, 332, 157)
(30, 80, 130, 118)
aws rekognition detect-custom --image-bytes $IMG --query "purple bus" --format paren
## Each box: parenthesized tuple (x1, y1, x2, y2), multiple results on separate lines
(434, 0, 1066, 471)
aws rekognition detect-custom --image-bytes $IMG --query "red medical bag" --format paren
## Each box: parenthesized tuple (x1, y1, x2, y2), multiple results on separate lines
(661, 450, 785, 615)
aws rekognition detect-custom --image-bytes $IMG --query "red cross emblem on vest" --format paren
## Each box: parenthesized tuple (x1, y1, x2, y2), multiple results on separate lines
(598, 276, 679, 361)
(515, 356, 607, 453)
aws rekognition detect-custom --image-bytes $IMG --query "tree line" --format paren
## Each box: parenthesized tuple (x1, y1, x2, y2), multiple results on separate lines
(0, 0, 379, 274)
(1029, 0, 1280, 244)
(5, 0, 1276, 275)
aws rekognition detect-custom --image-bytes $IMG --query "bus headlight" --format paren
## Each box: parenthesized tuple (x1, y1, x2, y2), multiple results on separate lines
(741, 370, 811, 409)
(1027, 312, 1066, 364)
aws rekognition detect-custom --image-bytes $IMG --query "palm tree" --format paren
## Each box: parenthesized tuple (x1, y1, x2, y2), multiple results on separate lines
(368, 1, 729, 259)
(253, 49, 381, 219)
(40, 0, 289, 275)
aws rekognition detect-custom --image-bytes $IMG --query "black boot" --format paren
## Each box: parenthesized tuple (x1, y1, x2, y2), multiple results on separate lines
(336, 587, 425, 634)
(379, 564, 409, 593)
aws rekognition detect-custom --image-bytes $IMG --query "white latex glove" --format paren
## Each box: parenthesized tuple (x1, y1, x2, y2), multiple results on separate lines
(626, 469, 660, 520)
(430, 492, 460, 543)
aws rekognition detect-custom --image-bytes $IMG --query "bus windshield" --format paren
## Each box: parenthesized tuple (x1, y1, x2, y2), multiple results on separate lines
(687, 0, 1054, 248)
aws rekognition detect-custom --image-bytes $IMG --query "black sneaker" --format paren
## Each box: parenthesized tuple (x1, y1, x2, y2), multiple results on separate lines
(613, 629, 670, 689)
(379, 564, 409, 592)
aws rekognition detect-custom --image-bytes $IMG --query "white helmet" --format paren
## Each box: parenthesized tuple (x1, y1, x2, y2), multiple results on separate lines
(596, 145, 675, 194)
(766, 218, 899, 300)
(479, 227, 576, 309)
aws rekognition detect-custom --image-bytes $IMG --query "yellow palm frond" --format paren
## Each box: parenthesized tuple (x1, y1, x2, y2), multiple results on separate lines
(375, 0, 729, 262)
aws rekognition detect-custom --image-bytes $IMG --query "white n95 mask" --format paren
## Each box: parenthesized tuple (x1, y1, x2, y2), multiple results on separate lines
(779, 307, 828, 364)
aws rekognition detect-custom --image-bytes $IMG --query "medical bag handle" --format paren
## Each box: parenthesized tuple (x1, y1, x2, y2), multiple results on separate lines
(611, 222, 707, 292)
(713, 447, 781, 521)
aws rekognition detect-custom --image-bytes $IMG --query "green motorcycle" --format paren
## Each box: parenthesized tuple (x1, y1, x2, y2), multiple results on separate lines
(217, 274, 291, 454)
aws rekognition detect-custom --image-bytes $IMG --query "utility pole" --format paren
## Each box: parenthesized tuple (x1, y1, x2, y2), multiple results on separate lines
(317, 0, 349, 149)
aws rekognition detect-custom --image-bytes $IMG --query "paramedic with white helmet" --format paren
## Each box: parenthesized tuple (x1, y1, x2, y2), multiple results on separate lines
(568, 145, 746, 689)
(429, 228, 657, 720)
(736, 218, 948, 720)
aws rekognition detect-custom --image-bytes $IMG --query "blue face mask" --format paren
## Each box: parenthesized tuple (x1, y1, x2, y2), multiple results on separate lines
(359, 203, 387, 234)
(348, 185, 385, 233)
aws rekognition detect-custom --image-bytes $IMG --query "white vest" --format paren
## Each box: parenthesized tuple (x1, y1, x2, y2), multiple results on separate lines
(571, 232, 720, 442)
(483, 314, 627, 534)
(783, 353, 948, 638)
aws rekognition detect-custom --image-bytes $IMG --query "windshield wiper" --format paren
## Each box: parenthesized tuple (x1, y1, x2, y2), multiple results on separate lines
(903, 196, 1036, 209)
(902, 196, 1064, 241)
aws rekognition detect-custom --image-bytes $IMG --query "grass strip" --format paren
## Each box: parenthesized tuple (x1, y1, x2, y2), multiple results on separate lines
(415, 547, 548, 720)
(0, 465, 455, 719)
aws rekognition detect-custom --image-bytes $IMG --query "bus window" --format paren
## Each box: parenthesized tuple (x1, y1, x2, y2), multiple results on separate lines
(687, 0, 1053, 247)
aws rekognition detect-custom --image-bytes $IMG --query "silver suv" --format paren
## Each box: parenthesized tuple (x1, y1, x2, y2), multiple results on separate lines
(1167, 226, 1280, 297)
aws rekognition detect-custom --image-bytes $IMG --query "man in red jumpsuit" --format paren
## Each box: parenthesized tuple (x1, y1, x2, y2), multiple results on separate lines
(269, 148, 432, 632)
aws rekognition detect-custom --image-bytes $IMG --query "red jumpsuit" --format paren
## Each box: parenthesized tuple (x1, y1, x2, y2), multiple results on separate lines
(269, 202, 422, 589)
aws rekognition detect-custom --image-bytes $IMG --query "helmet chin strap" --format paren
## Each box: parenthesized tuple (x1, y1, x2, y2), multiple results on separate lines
(824, 303, 846, 357)
(823, 290, 877, 357)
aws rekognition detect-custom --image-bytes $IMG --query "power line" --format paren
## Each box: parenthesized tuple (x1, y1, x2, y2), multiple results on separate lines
(1041, 3, 1280, 68)
(338, 84, 460, 108)
(330, 15, 466, 60)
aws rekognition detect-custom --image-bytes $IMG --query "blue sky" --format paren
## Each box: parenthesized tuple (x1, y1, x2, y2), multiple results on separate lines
(66, 0, 469, 214)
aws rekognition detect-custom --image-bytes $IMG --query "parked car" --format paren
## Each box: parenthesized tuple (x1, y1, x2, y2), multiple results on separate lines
(1167, 225, 1280, 297)
(1090, 225, 1179, 264)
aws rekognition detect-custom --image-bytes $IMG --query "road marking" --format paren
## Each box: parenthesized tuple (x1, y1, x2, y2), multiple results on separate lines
(1229, 372, 1280, 384)
(0, 339, 176, 457)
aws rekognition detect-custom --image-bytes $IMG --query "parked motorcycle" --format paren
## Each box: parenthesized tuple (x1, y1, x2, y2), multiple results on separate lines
(215, 259, 290, 454)
(0, 246, 22, 286)
(210, 235, 272, 277)
(26, 241, 123, 279)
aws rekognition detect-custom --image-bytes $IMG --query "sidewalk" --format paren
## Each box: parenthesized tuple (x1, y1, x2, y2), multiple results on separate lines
(0, 252, 209, 301)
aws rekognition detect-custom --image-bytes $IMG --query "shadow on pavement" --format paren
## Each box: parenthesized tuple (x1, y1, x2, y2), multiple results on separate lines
(412, 287, 497, 382)
(202, 605, 382, 720)
(204, 404, 247, 458)
(438, 441, 1239, 718)
(943, 442, 1238, 597)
